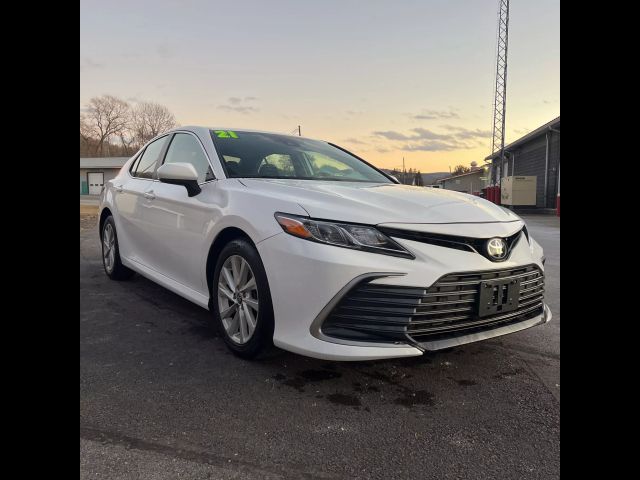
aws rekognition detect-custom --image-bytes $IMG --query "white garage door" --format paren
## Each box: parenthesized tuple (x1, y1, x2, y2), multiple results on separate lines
(88, 172, 104, 195)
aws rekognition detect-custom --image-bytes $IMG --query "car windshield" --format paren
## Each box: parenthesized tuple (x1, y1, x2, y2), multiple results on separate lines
(210, 130, 392, 183)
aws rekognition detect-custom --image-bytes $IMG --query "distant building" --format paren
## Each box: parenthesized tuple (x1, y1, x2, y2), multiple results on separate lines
(437, 168, 486, 194)
(80, 157, 129, 195)
(485, 116, 560, 209)
(380, 169, 449, 186)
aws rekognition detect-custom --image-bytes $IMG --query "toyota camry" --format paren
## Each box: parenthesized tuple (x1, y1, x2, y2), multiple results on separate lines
(98, 126, 551, 360)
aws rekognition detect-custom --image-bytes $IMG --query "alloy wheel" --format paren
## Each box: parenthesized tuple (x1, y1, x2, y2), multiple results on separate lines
(103, 223, 116, 273)
(217, 255, 260, 344)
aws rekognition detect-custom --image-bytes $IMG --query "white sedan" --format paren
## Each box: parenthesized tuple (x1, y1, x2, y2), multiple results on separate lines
(99, 126, 551, 361)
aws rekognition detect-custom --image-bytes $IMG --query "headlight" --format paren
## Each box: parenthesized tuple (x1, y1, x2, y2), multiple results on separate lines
(274, 213, 414, 259)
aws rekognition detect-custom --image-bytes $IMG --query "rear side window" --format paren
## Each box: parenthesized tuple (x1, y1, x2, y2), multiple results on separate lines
(131, 136, 169, 179)
(163, 133, 215, 183)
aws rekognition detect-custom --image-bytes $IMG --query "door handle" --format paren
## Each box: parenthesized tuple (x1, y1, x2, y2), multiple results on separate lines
(143, 190, 156, 200)
(114, 184, 123, 193)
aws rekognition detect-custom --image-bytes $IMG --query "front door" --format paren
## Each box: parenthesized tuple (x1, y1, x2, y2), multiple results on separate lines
(139, 132, 219, 294)
(88, 172, 104, 195)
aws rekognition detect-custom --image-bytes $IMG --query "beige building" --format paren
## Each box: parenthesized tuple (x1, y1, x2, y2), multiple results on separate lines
(80, 157, 129, 195)
(437, 168, 487, 195)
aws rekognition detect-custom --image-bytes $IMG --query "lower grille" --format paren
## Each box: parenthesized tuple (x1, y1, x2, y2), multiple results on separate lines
(321, 265, 544, 344)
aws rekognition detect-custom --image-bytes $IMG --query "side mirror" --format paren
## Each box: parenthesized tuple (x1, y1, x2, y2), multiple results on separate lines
(157, 163, 201, 197)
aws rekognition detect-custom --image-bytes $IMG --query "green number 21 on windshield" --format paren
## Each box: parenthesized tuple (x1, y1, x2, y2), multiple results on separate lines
(214, 130, 238, 139)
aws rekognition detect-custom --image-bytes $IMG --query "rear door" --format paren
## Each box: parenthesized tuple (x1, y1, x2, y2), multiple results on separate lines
(113, 135, 170, 266)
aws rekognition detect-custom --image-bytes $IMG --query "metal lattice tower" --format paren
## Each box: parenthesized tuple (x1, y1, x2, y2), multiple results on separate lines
(491, 0, 510, 157)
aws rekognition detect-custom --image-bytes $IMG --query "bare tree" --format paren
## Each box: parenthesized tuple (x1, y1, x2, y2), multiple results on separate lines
(84, 95, 131, 155)
(80, 96, 178, 157)
(80, 113, 94, 154)
(452, 165, 471, 175)
(131, 102, 177, 146)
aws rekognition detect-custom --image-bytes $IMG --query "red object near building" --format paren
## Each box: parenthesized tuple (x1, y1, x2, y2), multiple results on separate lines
(495, 186, 501, 205)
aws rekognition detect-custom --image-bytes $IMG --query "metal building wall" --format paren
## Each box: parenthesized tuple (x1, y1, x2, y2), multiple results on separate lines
(545, 132, 560, 208)
(441, 171, 484, 194)
(510, 136, 547, 207)
(490, 128, 560, 208)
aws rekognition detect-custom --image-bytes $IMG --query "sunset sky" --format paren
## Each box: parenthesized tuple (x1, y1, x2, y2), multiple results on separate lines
(80, 0, 559, 173)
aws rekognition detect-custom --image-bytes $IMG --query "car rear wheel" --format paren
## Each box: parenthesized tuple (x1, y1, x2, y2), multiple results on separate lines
(101, 216, 135, 281)
(212, 239, 274, 359)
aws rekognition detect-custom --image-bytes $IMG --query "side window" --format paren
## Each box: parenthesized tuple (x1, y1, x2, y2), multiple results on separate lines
(132, 136, 169, 179)
(163, 133, 214, 183)
(257, 154, 296, 177)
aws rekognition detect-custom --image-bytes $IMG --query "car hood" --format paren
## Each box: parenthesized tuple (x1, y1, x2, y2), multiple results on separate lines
(241, 179, 521, 226)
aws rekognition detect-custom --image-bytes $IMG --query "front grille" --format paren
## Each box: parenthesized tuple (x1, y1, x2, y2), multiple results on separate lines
(321, 264, 544, 344)
(377, 226, 525, 262)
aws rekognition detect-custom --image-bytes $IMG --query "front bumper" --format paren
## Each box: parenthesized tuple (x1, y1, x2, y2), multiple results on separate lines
(257, 231, 549, 361)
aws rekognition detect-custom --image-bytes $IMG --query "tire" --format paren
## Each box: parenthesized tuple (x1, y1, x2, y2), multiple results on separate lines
(211, 238, 274, 359)
(101, 216, 135, 281)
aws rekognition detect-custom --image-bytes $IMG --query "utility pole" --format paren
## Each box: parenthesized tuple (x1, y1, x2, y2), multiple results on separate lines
(298, 125, 301, 136)
(490, 0, 510, 187)
(402, 157, 406, 184)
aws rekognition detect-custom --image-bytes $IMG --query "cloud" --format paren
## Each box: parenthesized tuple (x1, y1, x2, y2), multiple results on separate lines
(412, 109, 460, 120)
(401, 141, 461, 152)
(156, 44, 172, 58)
(372, 125, 491, 152)
(80, 57, 102, 71)
(439, 125, 492, 139)
(218, 105, 259, 114)
(373, 128, 450, 142)
(343, 137, 366, 145)
(217, 96, 259, 114)
(373, 130, 413, 141)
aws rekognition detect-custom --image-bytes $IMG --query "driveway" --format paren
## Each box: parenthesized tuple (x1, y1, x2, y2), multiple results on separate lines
(80, 214, 559, 479)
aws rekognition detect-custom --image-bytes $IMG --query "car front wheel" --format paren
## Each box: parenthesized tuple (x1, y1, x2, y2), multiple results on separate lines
(212, 238, 274, 359)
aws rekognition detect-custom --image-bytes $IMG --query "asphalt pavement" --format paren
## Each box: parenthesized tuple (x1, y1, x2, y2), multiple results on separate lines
(80, 214, 559, 480)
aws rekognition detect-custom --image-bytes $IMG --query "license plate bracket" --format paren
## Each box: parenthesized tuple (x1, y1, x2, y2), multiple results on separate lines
(478, 278, 520, 317)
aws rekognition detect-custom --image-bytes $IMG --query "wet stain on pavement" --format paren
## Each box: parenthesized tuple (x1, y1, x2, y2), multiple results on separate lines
(493, 367, 526, 379)
(326, 393, 362, 407)
(186, 324, 219, 339)
(353, 382, 380, 394)
(300, 369, 341, 381)
(283, 377, 307, 392)
(274, 368, 342, 393)
(394, 390, 435, 407)
(456, 379, 477, 386)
